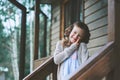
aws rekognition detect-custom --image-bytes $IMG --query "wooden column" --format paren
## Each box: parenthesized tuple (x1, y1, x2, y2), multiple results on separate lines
(34, 0, 40, 60)
(107, 0, 120, 80)
(113, 0, 120, 79)
(8, 0, 26, 80)
(43, 14, 47, 57)
(20, 7, 26, 80)
(108, 0, 115, 42)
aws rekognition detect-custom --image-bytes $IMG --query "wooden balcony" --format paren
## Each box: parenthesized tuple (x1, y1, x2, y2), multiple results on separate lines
(23, 57, 57, 80)
(23, 41, 117, 80)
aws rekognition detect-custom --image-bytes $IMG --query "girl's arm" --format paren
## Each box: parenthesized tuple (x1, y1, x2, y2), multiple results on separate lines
(54, 41, 77, 65)
(79, 43, 89, 63)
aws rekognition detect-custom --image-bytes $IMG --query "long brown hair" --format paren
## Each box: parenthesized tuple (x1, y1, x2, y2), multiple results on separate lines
(62, 21, 90, 47)
(62, 25, 73, 47)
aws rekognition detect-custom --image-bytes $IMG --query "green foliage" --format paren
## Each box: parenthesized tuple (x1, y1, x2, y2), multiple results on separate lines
(0, 0, 51, 80)
(0, 0, 18, 80)
(0, 19, 10, 64)
(40, 4, 51, 20)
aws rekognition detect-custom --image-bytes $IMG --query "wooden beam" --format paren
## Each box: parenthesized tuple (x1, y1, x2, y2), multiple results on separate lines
(8, 0, 27, 80)
(107, 0, 120, 80)
(108, 0, 115, 42)
(34, 0, 40, 60)
(43, 16, 47, 57)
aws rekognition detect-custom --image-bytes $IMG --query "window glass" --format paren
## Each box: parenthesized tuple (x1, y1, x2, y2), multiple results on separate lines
(38, 4, 51, 58)
(64, 0, 83, 29)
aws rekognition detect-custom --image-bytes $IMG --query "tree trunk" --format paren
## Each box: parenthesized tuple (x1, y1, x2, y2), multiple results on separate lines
(11, 30, 19, 80)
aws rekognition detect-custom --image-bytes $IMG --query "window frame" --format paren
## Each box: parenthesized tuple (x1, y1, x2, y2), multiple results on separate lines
(60, 0, 83, 39)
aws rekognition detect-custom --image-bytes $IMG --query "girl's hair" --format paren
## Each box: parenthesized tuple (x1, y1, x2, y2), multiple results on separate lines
(62, 21, 90, 47)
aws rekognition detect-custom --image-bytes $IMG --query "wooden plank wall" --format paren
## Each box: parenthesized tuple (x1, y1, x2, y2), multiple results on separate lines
(84, 0, 108, 56)
(51, 5, 61, 55)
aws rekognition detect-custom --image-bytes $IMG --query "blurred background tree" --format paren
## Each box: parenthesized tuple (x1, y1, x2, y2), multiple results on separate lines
(0, 0, 51, 80)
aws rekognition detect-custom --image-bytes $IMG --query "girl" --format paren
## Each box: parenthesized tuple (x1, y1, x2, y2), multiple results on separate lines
(53, 21, 90, 80)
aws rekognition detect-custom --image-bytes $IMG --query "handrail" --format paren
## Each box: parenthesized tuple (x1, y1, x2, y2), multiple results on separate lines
(23, 41, 116, 80)
(23, 56, 57, 80)
(33, 56, 50, 69)
(69, 41, 116, 80)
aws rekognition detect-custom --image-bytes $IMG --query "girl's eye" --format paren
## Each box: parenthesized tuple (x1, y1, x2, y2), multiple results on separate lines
(74, 31, 77, 34)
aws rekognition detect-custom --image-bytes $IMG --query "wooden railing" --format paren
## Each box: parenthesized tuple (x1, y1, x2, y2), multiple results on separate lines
(33, 56, 51, 69)
(23, 41, 116, 80)
(23, 56, 57, 80)
(68, 41, 116, 80)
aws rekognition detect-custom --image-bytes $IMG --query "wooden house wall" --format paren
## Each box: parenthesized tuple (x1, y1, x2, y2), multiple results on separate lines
(50, 0, 108, 56)
(50, 5, 61, 54)
(84, 0, 108, 56)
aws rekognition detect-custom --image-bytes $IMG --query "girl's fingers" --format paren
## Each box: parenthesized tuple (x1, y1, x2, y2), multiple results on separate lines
(76, 38, 80, 43)
(75, 38, 80, 46)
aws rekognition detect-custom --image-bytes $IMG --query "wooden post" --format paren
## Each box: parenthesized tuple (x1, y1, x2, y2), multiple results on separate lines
(43, 14, 47, 57)
(20, 8, 26, 80)
(107, 0, 120, 80)
(8, 0, 26, 80)
(108, 0, 115, 42)
(34, 0, 40, 60)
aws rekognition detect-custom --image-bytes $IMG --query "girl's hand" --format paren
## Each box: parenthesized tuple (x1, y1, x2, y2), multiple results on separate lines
(75, 37, 80, 46)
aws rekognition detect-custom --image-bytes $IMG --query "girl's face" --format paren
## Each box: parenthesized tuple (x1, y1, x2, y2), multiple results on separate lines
(69, 25, 85, 43)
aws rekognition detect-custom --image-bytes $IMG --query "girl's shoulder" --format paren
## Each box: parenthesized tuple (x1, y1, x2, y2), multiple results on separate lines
(80, 42, 87, 46)
(55, 40, 64, 50)
(79, 42, 87, 48)
(56, 40, 62, 45)
(56, 40, 63, 47)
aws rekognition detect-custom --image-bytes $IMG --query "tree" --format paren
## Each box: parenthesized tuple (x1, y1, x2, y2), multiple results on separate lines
(0, 0, 20, 79)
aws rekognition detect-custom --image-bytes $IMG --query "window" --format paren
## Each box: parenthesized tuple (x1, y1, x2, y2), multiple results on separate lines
(38, 4, 51, 58)
(34, 2, 51, 60)
(39, 13, 47, 58)
(61, 0, 83, 38)
(64, 0, 83, 26)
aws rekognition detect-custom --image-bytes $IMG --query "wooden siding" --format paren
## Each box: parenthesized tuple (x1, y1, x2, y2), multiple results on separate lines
(51, 5, 61, 54)
(51, 0, 108, 56)
(84, 0, 108, 56)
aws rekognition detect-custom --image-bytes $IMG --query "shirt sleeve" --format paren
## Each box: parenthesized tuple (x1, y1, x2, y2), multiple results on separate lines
(53, 41, 78, 65)
(80, 43, 89, 63)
